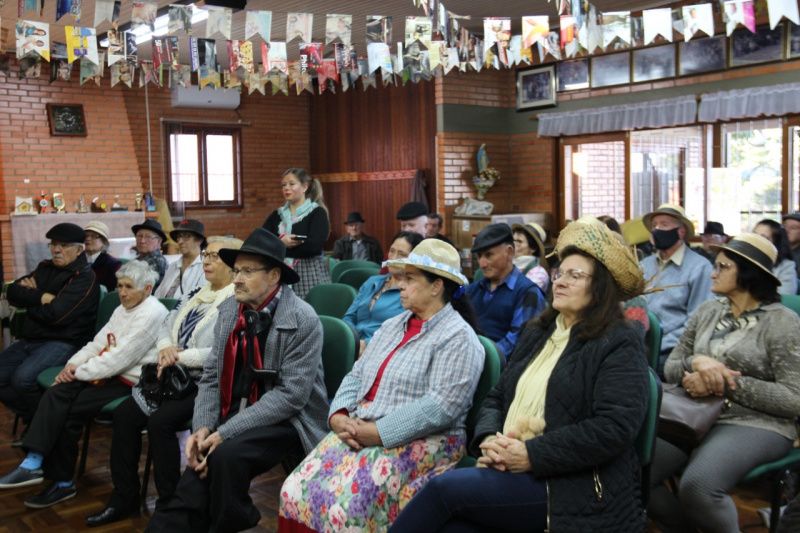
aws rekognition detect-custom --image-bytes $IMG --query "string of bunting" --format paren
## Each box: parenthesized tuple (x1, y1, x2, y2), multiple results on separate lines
(6, 0, 800, 93)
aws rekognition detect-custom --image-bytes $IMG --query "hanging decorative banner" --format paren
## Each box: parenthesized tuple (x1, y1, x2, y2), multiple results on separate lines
(522, 15, 549, 50)
(333, 42, 351, 74)
(19, 56, 42, 79)
(65, 26, 98, 64)
(207, 6, 232, 39)
(16, 20, 50, 61)
(359, 58, 376, 90)
(602, 11, 631, 49)
(268, 72, 288, 95)
(106, 25, 124, 66)
(681, 4, 713, 41)
(367, 42, 392, 73)
(168, 5, 192, 35)
(393, 42, 404, 73)
(245, 10, 271, 41)
(247, 71, 266, 95)
(483, 17, 511, 66)
(428, 40, 446, 70)
(152, 37, 165, 70)
(560, 15, 580, 58)
(166, 36, 179, 70)
(584, 5, 603, 53)
(20, 0, 43, 17)
(325, 14, 352, 45)
(197, 38, 216, 69)
(404, 16, 432, 47)
(93, 0, 120, 27)
(55, 0, 75, 22)
(317, 58, 338, 93)
(286, 13, 313, 43)
(435, 1, 448, 41)
(268, 41, 288, 74)
(124, 31, 138, 64)
(537, 31, 562, 62)
(366, 15, 393, 44)
(299, 42, 323, 73)
(444, 46, 459, 73)
(198, 66, 219, 89)
(724, 0, 756, 35)
(172, 64, 190, 87)
(229, 40, 253, 73)
(767, 0, 800, 29)
(508, 35, 532, 66)
(642, 8, 673, 45)
(131, 1, 157, 31)
(557, 0, 571, 16)
(189, 37, 199, 71)
(50, 42, 70, 82)
(110, 60, 133, 87)
(80, 51, 103, 85)
(223, 69, 241, 89)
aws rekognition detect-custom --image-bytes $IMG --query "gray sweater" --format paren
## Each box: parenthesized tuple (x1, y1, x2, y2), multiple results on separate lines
(192, 289, 329, 454)
(665, 298, 800, 440)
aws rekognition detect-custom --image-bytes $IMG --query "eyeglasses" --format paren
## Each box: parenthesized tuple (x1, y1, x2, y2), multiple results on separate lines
(712, 261, 734, 273)
(232, 267, 268, 279)
(551, 268, 592, 285)
(200, 251, 221, 261)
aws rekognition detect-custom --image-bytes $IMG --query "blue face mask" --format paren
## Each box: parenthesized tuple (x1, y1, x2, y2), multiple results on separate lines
(652, 228, 681, 250)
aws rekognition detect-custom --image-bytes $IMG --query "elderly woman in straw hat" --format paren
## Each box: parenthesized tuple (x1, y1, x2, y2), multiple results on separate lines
(511, 222, 550, 293)
(648, 233, 800, 533)
(390, 218, 650, 533)
(278, 239, 484, 533)
(84, 220, 122, 292)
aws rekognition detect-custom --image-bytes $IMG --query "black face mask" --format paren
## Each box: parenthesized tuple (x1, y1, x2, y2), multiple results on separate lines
(652, 228, 681, 250)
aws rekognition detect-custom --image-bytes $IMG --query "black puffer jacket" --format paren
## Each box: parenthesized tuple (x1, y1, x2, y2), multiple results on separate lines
(7, 254, 99, 346)
(471, 318, 648, 533)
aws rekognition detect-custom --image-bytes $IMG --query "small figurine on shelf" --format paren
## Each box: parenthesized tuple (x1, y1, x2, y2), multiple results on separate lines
(76, 194, 89, 213)
(13, 196, 36, 216)
(144, 192, 156, 212)
(134, 192, 143, 212)
(111, 194, 128, 212)
(37, 191, 50, 214)
(91, 196, 108, 213)
(52, 193, 66, 213)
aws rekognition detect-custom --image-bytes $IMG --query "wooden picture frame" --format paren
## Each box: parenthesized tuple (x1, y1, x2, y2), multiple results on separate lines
(557, 58, 590, 91)
(46, 103, 87, 136)
(679, 36, 727, 76)
(516, 65, 557, 110)
(729, 25, 784, 67)
(591, 52, 631, 88)
(785, 22, 800, 59)
(632, 44, 676, 82)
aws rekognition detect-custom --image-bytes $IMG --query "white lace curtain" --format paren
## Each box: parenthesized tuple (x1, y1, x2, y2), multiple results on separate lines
(698, 82, 800, 122)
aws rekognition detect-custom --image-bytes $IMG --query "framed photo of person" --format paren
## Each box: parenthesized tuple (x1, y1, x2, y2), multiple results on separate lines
(591, 52, 630, 88)
(632, 44, 676, 82)
(516, 65, 557, 110)
(557, 58, 590, 91)
(679, 36, 726, 76)
(46, 103, 87, 136)
(785, 22, 800, 59)
(729, 25, 784, 67)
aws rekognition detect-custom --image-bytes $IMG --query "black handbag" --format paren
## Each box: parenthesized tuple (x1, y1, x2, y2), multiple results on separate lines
(658, 383, 724, 448)
(136, 363, 198, 412)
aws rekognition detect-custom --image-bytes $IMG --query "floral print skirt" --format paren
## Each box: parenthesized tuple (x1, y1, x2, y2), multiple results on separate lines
(279, 431, 465, 533)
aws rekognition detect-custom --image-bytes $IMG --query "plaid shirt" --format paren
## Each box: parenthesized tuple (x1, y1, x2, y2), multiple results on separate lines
(329, 303, 484, 448)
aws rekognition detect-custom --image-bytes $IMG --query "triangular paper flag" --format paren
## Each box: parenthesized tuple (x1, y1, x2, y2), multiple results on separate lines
(107, 26, 124, 66)
(682, 4, 715, 41)
(168, 5, 193, 35)
(65, 26, 98, 64)
(724, 1, 756, 36)
(206, 6, 232, 40)
(642, 8, 673, 45)
(602, 11, 631, 48)
(367, 42, 391, 73)
(325, 14, 352, 45)
(286, 13, 313, 43)
(16, 20, 50, 62)
(767, 0, 799, 29)
(245, 11, 271, 41)
(522, 16, 549, 50)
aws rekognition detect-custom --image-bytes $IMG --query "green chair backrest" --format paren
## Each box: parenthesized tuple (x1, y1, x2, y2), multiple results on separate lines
(319, 315, 357, 400)
(36, 365, 63, 388)
(465, 336, 503, 439)
(305, 283, 358, 319)
(331, 260, 380, 283)
(781, 294, 800, 317)
(338, 267, 380, 291)
(644, 310, 662, 370)
(635, 367, 662, 468)
(327, 256, 339, 273)
(159, 297, 180, 311)
(95, 291, 120, 333)
(472, 268, 484, 282)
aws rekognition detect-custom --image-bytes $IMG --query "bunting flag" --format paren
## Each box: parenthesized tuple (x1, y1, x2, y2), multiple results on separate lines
(19, 55, 42, 79)
(405, 16, 432, 47)
(20, 0, 43, 17)
(522, 15, 549, 50)
(299, 42, 323, 73)
(393, 42, 404, 73)
(586, 5, 603, 53)
(642, 8, 673, 45)
(444, 46, 459, 73)
(359, 58, 376, 90)
(247, 71, 266, 95)
(269, 72, 288, 95)
(93, 0, 120, 27)
(197, 38, 216, 69)
(16, 20, 50, 61)
(51, 58, 72, 82)
(172, 64, 190, 87)
(65, 26, 97, 64)
(537, 31, 561, 62)
(268, 41, 288, 74)
(428, 40, 446, 70)
(223, 69, 240, 89)
(207, 7, 232, 39)
(168, 4, 192, 35)
(131, 1, 157, 31)
(286, 13, 313, 43)
(166, 36, 179, 70)
(602, 11, 631, 49)
(56, 0, 75, 22)
(152, 37, 165, 70)
(79, 51, 103, 85)
(124, 31, 138, 65)
(483, 17, 511, 66)
(198, 65, 219, 89)
(724, 0, 756, 35)
(245, 10, 271, 41)
(366, 15, 393, 44)
(189, 37, 199, 71)
(682, 4, 714, 41)
(317, 58, 338, 93)
(325, 14, 352, 45)
(767, 0, 799, 29)
(110, 60, 133, 86)
(560, 15, 580, 58)
(106, 25, 124, 66)
(367, 42, 391, 73)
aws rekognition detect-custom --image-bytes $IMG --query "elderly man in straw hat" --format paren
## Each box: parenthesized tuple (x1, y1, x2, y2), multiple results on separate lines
(83, 220, 122, 292)
(640, 204, 713, 376)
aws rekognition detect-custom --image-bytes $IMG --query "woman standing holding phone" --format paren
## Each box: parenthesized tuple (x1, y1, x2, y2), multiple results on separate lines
(263, 168, 331, 298)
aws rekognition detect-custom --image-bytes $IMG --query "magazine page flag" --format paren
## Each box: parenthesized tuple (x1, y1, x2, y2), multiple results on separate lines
(65, 26, 97, 64)
(299, 42, 322, 73)
(50, 41, 70, 82)
(106, 25, 124, 65)
(325, 14, 352, 45)
(172, 64, 190, 87)
(207, 6, 232, 39)
(16, 20, 50, 61)
(682, 4, 714, 41)
(152, 37, 165, 70)
(286, 13, 313, 43)
(602, 11, 631, 49)
(245, 11, 271, 41)
(317, 58, 338, 93)
(20, 0, 43, 17)
(56, 0, 80, 22)
(168, 5, 192, 35)
(94, 0, 120, 27)
(131, 1, 157, 31)
(643, 8, 673, 44)
(560, 15, 580, 58)
(724, 0, 755, 35)
(767, 0, 799, 29)
(483, 17, 511, 65)
(223, 69, 240, 89)
(247, 71, 266, 94)
(268, 72, 287, 95)
(394, 42, 404, 72)
(572, 0, 584, 27)
(367, 15, 393, 45)
(198, 66, 219, 89)
(358, 58, 376, 90)
(537, 31, 562, 61)
(435, 1, 448, 41)
(124, 30, 138, 64)
(367, 41, 391, 73)
(189, 37, 199, 71)
(79, 51, 103, 85)
(404, 16, 432, 47)
(444, 46, 458, 73)
(166, 36, 179, 70)
(19, 56, 42, 78)
(269, 42, 288, 74)
(428, 40, 446, 70)
(522, 15, 549, 49)
(198, 38, 216, 69)
(584, 4, 603, 53)
(238, 40, 254, 73)
(110, 60, 134, 86)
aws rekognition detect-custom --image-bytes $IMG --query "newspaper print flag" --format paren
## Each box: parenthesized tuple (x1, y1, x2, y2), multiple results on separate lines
(93, 0, 120, 27)
(207, 7, 232, 39)
(168, 5, 192, 35)
(366, 15, 393, 45)
(404, 16, 432, 47)
(131, 1, 157, 31)
(602, 11, 631, 49)
(268, 42, 288, 74)
(367, 42, 391, 73)
(16, 20, 50, 61)
(79, 51, 103, 85)
(767, 0, 799, 29)
(110, 60, 133, 87)
(106, 25, 124, 66)
(247, 71, 267, 95)
(724, 0, 756, 35)
(286, 13, 313, 43)
(522, 16, 549, 50)
(65, 26, 98, 64)
(682, 4, 714, 41)
(642, 8, 673, 45)
(483, 17, 511, 66)
(245, 11, 271, 41)
(326, 14, 352, 45)
(317, 58, 338, 93)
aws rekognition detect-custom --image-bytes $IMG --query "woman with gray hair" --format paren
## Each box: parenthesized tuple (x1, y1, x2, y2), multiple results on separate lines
(0, 260, 169, 509)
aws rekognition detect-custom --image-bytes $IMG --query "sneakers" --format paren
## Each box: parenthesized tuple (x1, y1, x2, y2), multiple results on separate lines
(0, 466, 44, 488)
(23, 482, 77, 509)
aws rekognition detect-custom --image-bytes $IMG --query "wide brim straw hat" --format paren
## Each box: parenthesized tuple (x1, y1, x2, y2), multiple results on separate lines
(642, 203, 695, 239)
(710, 233, 780, 285)
(511, 222, 547, 259)
(384, 238, 468, 286)
(556, 216, 645, 299)
(84, 220, 110, 243)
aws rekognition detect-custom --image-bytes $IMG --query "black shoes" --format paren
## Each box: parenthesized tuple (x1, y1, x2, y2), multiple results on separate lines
(86, 506, 139, 527)
(0, 466, 44, 488)
(23, 482, 77, 508)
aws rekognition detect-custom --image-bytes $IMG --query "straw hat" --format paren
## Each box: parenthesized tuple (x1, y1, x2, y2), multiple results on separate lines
(511, 222, 547, 259)
(620, 217, 651, 246)
(384, 238, 468, 285)
(710, 233, 780, 285)
(84, 221, 110, 243)
(556, 217, 645, 299)
(642, 203, 695, 239)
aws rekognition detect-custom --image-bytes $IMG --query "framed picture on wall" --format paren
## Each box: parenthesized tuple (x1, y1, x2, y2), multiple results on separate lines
(591, 52, 630, 88)
(679, 36, 726, 76)
(632, 44, 676, 82)
(516, 65, 557, 110)
(729, 25, 784, 67)
(557, 58, 590, 91)
(786, 22, 800, 59)
(46, 103, 87, 136)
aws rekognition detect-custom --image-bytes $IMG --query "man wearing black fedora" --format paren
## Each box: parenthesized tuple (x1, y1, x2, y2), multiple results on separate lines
(147, 228, 328, 532)
(155, 219, 206, 299)
(697, 221, 728, 263)
(396, 201, 429, 237)
(131, 219, 168, 288)
(0, 223, 99, 433)
(332, 211, 383, 263)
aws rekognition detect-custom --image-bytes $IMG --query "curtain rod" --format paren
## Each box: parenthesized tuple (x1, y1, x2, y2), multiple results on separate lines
(160, 118, 251, 126)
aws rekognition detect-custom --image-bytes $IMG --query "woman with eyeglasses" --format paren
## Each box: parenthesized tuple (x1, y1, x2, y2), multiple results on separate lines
(84, 236, 243, 527)
(390, 218, 650, 533)
(648, 233, 800, 533)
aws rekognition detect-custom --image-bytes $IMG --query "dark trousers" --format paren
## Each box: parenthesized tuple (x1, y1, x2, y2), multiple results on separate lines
(146, 422, 301, 533)
(108, 392, 196, 511)
(389, 466, 548, 533)
(22, 380, 131, 481)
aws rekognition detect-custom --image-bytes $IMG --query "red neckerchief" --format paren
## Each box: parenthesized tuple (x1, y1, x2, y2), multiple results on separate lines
(219, 286, 279, 419)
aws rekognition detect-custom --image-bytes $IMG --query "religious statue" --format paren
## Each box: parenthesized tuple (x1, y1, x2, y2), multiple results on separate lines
(454, 144, 500, 216)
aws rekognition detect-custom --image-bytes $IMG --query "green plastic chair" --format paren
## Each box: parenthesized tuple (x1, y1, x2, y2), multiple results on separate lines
(338, 266, 380, 291)
(457, 335, 503, 468)
(159, 297, 180, 311)
(781, 294, 800, 316)
(635, 367, 662, 505)
(305, 283, 358, 319)
(472, 268, 484, 282)
(644, 310, 662, 370)
(331, 260, 380, 283)
(95, 291, 120, 332)
(319, 315, 357, 400)
(327, 256, 339, 273)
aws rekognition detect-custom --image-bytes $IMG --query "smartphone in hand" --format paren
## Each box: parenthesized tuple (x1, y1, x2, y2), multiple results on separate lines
(293, 234, 308, 241)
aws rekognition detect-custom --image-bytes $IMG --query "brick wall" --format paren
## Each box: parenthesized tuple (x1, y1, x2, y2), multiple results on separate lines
(435, 69, 515, 107)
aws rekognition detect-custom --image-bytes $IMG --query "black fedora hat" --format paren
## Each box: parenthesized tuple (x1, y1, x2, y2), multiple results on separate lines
(396, 201, 428, 221)
(472, 223, 514, 254)
(344, 212, 365, 224)
(701, 221, 726, 237)
(46, 222, 86, 244)
(219, 228, 300, 285)
(170, 219, 207, 245)
(131, 219, 167, 242)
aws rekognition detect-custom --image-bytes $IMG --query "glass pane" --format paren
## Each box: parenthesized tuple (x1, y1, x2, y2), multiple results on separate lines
(169, 133, 200, 202)
(791, 125, 799, 213)
(563, 140, 626, 222)
(206, 134, 235, 202)
(715, 120, 783, 233)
